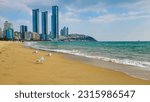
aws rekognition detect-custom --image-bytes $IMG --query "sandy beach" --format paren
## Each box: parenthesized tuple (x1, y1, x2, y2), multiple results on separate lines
(0, 41, 150, 85)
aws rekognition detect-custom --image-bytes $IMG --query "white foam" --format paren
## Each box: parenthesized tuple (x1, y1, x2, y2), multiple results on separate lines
(24, 42, 37, 47)
(25, 42, 150, 70)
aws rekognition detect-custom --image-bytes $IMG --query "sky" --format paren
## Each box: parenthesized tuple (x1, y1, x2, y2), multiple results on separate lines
(0, 0, 150, 41)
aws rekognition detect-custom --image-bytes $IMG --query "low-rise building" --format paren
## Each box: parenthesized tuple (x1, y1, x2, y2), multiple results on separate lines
(14, 31, 21, 40)
(31, 32, 40, 40)
(24, 32, 32, 41)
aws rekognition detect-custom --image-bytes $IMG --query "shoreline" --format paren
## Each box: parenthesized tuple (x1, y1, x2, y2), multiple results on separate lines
(0, 41, 150, 84)
(64, 54, 150, 81)
(25, 41, 150, 81)
(24, 41, 150, 70)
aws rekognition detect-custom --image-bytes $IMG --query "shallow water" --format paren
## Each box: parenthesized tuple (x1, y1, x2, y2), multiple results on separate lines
(25, 41, 150, 70)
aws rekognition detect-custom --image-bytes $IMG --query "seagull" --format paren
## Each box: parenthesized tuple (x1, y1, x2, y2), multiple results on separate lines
(34, 50, 38, 54)
(36, 57, 45, 63)
(47, 53, 52, 56)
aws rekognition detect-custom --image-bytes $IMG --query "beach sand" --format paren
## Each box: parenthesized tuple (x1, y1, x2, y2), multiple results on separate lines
(0, 41, 150, 85)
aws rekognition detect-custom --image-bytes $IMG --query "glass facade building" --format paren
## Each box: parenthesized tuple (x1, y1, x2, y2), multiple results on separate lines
(41, 11, 48, 40)
(20, 25, 28, 40)
(6, 28, 14, 40)
(3, 21, 14, 40)
(51, 6, 59, 40)
(60, 26, 69, 36)
(32, 9, 39, 34)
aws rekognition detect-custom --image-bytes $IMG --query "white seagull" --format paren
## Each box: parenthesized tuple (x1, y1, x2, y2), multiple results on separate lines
(36, 57, 45, 63)
(47, 52, 52, 56)
(34, 50, 38, 54)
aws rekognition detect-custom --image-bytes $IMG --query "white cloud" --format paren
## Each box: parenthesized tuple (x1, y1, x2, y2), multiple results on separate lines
(0, 16, 8, 29)
(89, 11, 150, 24)
(0, 0, 31, 15)
(12, 19, 31, 31)
(0, 16, 31, 31)
(122, 0, 150, 11)
(60, 12, 81, 24)
(65, 3, 107, 14)
(0, 0, 58, 15)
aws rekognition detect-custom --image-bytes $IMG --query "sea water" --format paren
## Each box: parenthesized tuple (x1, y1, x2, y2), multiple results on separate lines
(25, 41, 150, 70)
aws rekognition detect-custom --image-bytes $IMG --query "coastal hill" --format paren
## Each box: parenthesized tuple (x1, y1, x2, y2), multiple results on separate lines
(59, 34, 97, 42)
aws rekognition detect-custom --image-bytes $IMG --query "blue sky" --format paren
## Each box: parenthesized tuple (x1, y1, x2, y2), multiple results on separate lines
(0, 0, 150, 41)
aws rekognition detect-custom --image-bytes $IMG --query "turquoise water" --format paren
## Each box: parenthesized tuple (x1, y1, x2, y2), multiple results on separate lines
(25, 41, 150, 69)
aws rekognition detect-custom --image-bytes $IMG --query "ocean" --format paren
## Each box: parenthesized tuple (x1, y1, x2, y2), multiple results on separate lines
(25, 41, 150, 70)
(24, 41, 150, 80)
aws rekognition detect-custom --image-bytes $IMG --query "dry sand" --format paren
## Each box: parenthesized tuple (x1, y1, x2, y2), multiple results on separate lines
(0, 41, 150, 85)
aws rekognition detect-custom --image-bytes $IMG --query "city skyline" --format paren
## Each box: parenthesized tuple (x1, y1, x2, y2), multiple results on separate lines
(0, 0, 150, 41)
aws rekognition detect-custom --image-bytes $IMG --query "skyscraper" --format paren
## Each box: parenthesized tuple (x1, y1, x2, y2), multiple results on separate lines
(3, 21, 14, 40)
(60, 26, 69, 36)
(41, 11, 48, 40)
(66, 27, 69, 36)
(6, 28, 14, 40)
(32, 9, 39, 34)
(25, 26, 28, 32)
(3, 21, 13, 31)
(20, 25, 28, 40)
(51, 6, 59, 40)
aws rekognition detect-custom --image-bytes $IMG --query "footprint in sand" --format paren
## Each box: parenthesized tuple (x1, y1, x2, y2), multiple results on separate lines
(1, 60, 5, 62)
(5, 54, 9, 57)
(2, 73, 13, 77)
(5, 67, 13, 70)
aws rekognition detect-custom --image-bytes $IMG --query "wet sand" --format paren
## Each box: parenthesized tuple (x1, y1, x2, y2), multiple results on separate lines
(65, 54, 150, 80)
